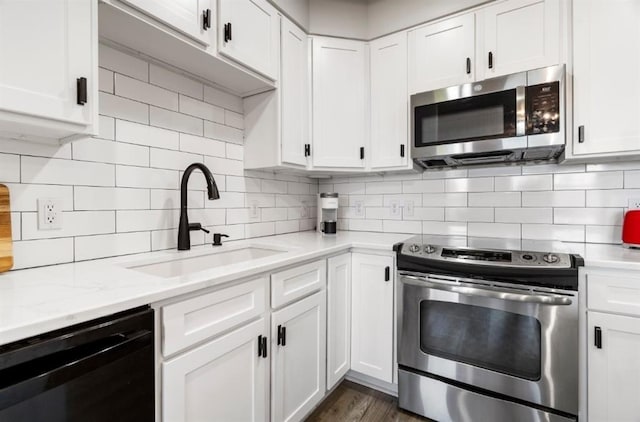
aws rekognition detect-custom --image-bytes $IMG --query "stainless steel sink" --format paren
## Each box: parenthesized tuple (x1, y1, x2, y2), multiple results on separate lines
(127, 246, 287, 278)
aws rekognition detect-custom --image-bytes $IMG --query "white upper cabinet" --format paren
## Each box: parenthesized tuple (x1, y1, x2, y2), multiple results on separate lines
(120, 0, 213, 46)
(480, 0, 560, 79)
(218, 0, 280, 80)
(312, 37, 368, 169)
(0, 0, 97, 142)
(370, 32, 409, 170)
(408, 13, 475, 94)
(572, 0, 640, 158)
(281, 18, 310, 167)
(351, 253, 394, 383)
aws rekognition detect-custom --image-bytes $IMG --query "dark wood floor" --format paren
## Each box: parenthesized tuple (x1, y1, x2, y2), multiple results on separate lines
(305, 381, 427, 422)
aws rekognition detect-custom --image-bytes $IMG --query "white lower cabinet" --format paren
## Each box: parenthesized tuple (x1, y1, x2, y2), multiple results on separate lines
(327, 253, 352, 389)
(350, 253, 394, 383)
(162, 318, 269, 422)
(272, 290, 327, 422)
(587, 311, 640, 422)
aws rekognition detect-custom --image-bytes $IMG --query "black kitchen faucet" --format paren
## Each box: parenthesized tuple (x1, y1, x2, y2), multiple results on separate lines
(177, 163, 220, 250)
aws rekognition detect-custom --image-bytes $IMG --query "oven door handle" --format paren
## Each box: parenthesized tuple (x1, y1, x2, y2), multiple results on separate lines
(400, 275, 572, 306)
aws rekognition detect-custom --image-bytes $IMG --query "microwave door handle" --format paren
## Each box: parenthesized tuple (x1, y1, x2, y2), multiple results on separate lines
(400, 275, 572, 306)
(516, 85, 526, 137)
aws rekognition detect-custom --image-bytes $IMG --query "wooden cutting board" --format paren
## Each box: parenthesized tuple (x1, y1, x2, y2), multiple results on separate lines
(0, 184, 13, 273)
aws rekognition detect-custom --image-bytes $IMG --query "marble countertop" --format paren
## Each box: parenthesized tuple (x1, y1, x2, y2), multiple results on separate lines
(1, 230, 638, 347)
(0, 231, 412, 346)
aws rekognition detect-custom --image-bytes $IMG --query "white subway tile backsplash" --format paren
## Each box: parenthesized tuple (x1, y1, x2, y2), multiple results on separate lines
(0, 137, 71, 159)
(22, 157, 114, 187)
(468, 223, 520, 239)
(117, 209, 179, 232)
(522, 190, 585, 207)
(521, 163, 585, 174)
(205, 192, 245, 209)
(227, 208, 260, 224)
(75, 232, 151, 261)
(469, 192, 521, 207)
(445, 177, 493, 192)
(495, 175, 552, 191)
(383, 220, 421, 234)
(179, 95, 225, 122)
(224, 110, 244, 129)
(12, 238, 74, 269)
(521, 224, 585, 242)
(467, 166, 521, 177)
(150, 106, 203, 136)
(261, 179, 287, 194)
(349, 219, 383, 232)
(150, 189, 203, 210)
(99, 44, 149, 81)
(116, 165, 178, 189)
(554, 208, 623, 226)
(150, 148, 202, 171)
(22, 211, 115, 240)
(227, 176, 261, 193)
(149, 64, 203, 99)
(11, 213, 20, 241)
(115, 74, 179, 111)
(365, 181, 402, 194)
(99, 68, 114, 93)
(204, 121, 243, 144)
(404, 207, 444, 221)
(625, 171, 640, 188)
(98, 116, 116, 141)
(226, 143, 244, 161)
(204, 156, 244, 176)
(99, 92, 149, 124)
(555, 171, 623, 190)
(446, 207, 493, 222)
(586, 225, 622, 244)
(587, 162, 640, 172)
(179, 133, 226, 158)
(246, 222, 275, 238)
(6, 184, 73, 211)
(495, 208, 552, 224)
(422, 193, 467, 207)
(262, 207, 288, 222)
(116, 119, 179, 150)
(402, 179, 444, 193)
(0, 153, 20, 182)
(422, 221, 467, 236)
(72, 138, 149, 167)
(276, 219, 299, 234)
(204, 85, 243, 113)
(586, 189, 640, 207)
(334, 183, 366, 195)
(75, 187, 149, 211)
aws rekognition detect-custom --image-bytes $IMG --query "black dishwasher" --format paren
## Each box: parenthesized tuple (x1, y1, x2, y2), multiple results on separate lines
(0, 306, 154, 422)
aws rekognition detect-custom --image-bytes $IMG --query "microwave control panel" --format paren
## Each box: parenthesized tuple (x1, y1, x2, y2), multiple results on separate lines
(526, 81, 560, 135)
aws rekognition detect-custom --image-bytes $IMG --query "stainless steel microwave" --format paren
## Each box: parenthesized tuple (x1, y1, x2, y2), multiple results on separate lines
(411, 65, 565, 169)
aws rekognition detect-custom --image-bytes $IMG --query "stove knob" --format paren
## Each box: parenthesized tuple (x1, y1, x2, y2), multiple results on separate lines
(522, 254, 534, 261)
(542, 253, 559, 264)
(408, 244, 421, 253)
(424, 245, 436, 254)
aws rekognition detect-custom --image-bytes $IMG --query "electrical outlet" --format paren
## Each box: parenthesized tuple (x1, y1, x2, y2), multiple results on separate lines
(629, 198, 640, 210)
(38, 198, 63, 230)
(354, 200, 365, 217)
(390, 200, 400, 217)
(249, 200, 259, 219)
(404, 200, 415, 217)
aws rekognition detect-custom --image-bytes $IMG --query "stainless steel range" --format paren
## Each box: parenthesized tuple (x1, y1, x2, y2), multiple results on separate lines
(395, 240, 583, 422)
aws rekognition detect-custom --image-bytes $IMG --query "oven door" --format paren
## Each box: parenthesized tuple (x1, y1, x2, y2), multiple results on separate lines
(397, 273, 578, 415)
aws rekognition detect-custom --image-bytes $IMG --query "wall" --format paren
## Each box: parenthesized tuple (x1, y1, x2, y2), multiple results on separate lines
(0, 44, 317, 270)
(309, 0, 369, 39)
(271, 0, 311, 31)
(320, 162, 640, 246)
(366, 0, 494, 39)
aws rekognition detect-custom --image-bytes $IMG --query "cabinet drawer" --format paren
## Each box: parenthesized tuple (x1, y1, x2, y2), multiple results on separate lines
(587, 271, 640, 316)
(162, 277, 267, 356)
(271, 260, 326, 309)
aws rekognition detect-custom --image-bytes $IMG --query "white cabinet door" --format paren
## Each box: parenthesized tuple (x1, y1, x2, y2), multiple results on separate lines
(572, 0, 640, 156)
(370, 32, 409, 170)
(218, 0, 280, 80)
(120, 0, 212, 46)
(272, 291, 327, 422)
(480, 0, 560, 79)
(163, 318, 269, 422)
(351, 253, 394, 383)
(327, 254, 351, 390)
(281, 18, 310, 167)
(588, 311, 640, 422)
(312, 37, 367, 169)
(0, 0, 95, 127)
(408, 13, 475, 94)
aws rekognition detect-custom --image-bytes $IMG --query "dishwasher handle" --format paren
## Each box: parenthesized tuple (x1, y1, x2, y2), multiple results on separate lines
(400, 274, 573, 306)
(0, 329, 152, 410)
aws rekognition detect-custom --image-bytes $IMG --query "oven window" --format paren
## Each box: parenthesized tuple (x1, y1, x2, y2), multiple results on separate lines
(419, 300, 541, 381)
(415, 89, 517, 146)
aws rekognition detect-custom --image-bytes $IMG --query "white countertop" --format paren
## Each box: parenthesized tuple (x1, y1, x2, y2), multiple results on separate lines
(0, 231, 412, 346)
(1, 230, 638, 347)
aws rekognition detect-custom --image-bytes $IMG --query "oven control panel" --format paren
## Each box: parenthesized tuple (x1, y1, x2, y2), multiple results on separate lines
(401, 243, 572, 268)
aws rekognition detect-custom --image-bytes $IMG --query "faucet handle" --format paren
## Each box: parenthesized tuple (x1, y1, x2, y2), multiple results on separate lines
(189, 223, 210, 234)
(213, 233, 229, 246)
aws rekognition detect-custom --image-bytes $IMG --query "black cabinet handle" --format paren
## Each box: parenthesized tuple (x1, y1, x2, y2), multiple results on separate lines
(594, 326, 602, 349)
(258, 335, 263, 357)
(360, 147, 365, 160)
(277, 325, 286, 346)
(384, 266, 390, 282)
(202, 9, 211, 30)
(304, 144, 311, 157)
(224, 22, 232, 42)
(488, 51, 494, 69)
(466, 57, 471, 74)
(77, 77, 87, 105)
(578, 125, 585, 143)
(400, 144, 405, 157)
